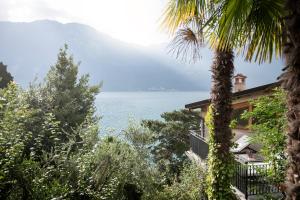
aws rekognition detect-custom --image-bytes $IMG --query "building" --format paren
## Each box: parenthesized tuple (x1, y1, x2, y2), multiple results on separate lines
(185, 74, 281, 199)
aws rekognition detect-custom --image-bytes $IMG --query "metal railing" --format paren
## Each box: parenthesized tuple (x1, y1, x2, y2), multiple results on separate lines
(231, 161, 280, 199)
(189, 131, 209, 160)
(189, 130, 281, 199)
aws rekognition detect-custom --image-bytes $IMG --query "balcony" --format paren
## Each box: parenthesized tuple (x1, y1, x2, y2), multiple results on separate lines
(189, 130, 281, 199)
(189, 130, 209, 160)
(232, 161, 281, 199)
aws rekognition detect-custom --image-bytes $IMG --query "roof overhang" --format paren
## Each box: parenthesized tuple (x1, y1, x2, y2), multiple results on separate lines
(185, 82, 280, 110)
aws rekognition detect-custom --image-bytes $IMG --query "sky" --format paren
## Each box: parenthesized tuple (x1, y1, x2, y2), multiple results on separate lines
(0, 0, 170, 46)
(0, 0, 283, 88)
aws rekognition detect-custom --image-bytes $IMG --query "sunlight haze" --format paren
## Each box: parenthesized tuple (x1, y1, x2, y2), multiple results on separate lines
(0, 0, 170, 46)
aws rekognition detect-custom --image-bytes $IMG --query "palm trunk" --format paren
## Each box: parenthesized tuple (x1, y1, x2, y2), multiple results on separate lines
(206, 49, 235, 199)
(280, 0, 300, 199)
(211, 49, 234, 154)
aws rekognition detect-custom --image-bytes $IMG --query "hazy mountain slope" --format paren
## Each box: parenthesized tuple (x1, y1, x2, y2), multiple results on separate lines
(0, 20, 283, 91)
(0, 20, 202, 91)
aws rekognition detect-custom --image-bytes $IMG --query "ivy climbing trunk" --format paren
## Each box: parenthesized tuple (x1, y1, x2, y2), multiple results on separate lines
(280, 0, 300, 199)
(206, 49, 236, 199)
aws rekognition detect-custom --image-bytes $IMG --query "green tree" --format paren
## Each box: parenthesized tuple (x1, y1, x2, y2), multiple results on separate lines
(161, 1, 236, 198)
(0, 81, 160, 200)
(155, 162, 207, 200)
(0, 48, 165, 199)
(142, 109, 200, 181)
(161, 0, 293, 198)
(206, 1, 300, 198)
(45, 45, 100, 131)
(0, 83, 205, 199)
(0, 46, 103, 199)
(279, 1, 300, 198)
(0, 62, 13, 89)
(90, 136, 161, 200)
(29, 45, 100, 141)
(0, 83, 35, 199)
(242, 88, 287, 188)
(124, 118, 209, 199)
(0, 82, 100, 200)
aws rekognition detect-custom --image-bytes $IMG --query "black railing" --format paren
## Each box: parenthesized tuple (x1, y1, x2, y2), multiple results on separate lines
(189, 130, 281, 199)
(232, 161, 280, 199)
(189, 131, 209, 160)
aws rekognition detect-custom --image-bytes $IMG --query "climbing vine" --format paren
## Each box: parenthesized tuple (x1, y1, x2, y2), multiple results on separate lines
(205, 105, 237, 200)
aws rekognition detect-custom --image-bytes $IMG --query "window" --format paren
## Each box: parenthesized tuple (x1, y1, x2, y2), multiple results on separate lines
(232, 107, 249, 128)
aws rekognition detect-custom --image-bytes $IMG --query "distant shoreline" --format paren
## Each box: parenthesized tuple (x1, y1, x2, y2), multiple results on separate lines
(99, 90, 210, 93)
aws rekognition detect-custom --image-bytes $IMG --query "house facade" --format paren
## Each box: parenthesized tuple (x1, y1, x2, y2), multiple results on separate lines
(185, 74, 281, 199)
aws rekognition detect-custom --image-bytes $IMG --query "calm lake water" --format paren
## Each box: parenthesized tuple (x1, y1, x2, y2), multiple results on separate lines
(95, 91, 209, 135)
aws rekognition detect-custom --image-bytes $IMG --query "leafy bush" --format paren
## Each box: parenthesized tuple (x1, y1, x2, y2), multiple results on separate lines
(141, 109, 200, 181)
(0, 82, 101, 199)
(242, 88, 287, 186)
(155, 162, 206, 200)
(0, 46, 206, 200)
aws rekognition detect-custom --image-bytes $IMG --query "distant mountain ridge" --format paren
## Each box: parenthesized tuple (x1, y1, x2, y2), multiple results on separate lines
(0, 20, 283, 91)
(0, 20, 204, 91)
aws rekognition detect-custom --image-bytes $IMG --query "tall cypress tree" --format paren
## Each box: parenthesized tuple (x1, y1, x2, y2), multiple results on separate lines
(45, 44, 100, 137)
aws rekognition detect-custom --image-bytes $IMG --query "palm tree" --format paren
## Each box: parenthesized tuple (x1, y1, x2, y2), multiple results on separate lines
(280, 1, 300, 198)
(162, 0, 300, 199)
(214, 1, 300, 198)
(162, 1, 236, 199)
(163, 0, 300, 199)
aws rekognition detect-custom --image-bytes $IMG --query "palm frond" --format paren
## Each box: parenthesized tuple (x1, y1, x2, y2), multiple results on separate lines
(243, 0, 284, 63)
(215, 0, 285, 63)
(169, 27, 204, 62)
(161, 0, 208, 34)
(161, 0, 219, 62)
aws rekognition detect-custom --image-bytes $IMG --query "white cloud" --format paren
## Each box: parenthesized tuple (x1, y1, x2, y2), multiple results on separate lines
(0, 0, 171, 46)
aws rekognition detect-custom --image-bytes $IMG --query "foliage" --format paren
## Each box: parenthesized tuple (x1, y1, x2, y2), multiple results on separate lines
(205, 105, 236, 200)
(0, 45, 208, 200)
(0, 83, 36, 199)
(141, 109, 200, 181)
(162, 2, 237, 199)
(124, 112, 208, 198)
(39, 44, 100, 137)
(93, 137, 161, 200)
(280, 0, 300, 198)
(0, 46, 179, 200)
(155, 162, 207, 200)
(0, 83, 101, 199)
(161, 0, 284, 63)
(124, 120, 154, 151)
(242, 88, 287, 185)
(214, 0, 284, 63)
(0, 62, 13, 89)
(0, 47, 97, 199)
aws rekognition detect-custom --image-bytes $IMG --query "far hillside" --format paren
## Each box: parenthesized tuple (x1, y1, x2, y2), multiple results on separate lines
(0, 20, 282, 91)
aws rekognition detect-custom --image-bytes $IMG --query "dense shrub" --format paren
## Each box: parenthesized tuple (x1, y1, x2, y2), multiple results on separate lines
(141, 109, 200, 181)
(0, 46, 206, 200)
(155, 162, 206, 200)
(242, 88, 287, 186)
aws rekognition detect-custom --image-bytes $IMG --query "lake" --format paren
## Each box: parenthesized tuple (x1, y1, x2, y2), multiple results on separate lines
(96, 91, 209, 135)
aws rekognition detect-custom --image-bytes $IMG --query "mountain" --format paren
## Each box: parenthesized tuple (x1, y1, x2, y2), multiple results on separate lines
(0, 20, 283, 91)
(0, 20, 204, 91)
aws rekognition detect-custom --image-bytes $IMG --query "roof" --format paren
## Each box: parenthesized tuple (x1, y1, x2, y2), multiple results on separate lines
(234, 73, 247, 78)
(185, 82, 280, 109)
(231, 135, 251, 153)
(231, 135, 262, 154)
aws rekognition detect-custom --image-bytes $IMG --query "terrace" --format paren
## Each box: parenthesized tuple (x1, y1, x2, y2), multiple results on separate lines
(188, 130, 282, 199)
